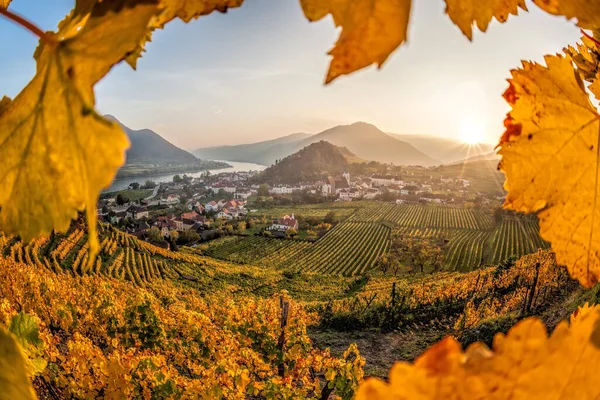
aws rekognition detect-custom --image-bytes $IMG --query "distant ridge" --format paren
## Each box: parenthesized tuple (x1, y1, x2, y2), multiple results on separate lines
(195, 122, 438, 166)
(194, 132, 311, 165)
(106, 115, 199, 164)
(452, 151, 500, 165)
(389, 133, 495, 164)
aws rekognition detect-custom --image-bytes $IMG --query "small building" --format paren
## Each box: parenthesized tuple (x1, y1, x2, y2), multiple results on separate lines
(270, 214, 298, 231)
(235, 190, 252, 200)
(205, 201, 219, 212)
(126, 205, 149, 220)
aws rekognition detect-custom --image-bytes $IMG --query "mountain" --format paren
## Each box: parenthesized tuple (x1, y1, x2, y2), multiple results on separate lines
(194, 132, 311, 165)
(255, 141, 361, 184)
(195, 122, 438, 166)
(295, 122, 437, 166)
(454, 151, 500, 164)
(389, 133, 495, 164)
(106, 115, 199, 164)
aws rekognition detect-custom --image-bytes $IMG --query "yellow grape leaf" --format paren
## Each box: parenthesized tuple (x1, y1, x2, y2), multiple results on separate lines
(532, 0, 600, 29)
(0, 0, 11, 9)
(126, 0, 244, 68)
(0, 96, 10, 114)
(0, 0, 160, 261)
(498, 54, 600, 288)
(300, 0, 412, 84)
(0, 328, 37, 400)
(445, 0, 527, 40)
(356, 304, 600, 399)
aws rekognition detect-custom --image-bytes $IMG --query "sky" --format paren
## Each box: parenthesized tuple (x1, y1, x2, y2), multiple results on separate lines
(0, 0, 584, 149)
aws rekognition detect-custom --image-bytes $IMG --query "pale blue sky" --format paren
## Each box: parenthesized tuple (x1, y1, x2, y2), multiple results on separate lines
(0, 0, 582, 149)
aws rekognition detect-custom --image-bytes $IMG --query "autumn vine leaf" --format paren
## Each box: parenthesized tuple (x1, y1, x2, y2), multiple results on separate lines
(532, 0, 600, 29)
(445, 0, 527, 40)
(300, 0, 412, 84)
(126, 0, 245, 68)
(0, 0, 160, 262)
(0, 328, 37, 400)
(356, 304, 600, 399)
(498, 53, 600, 288)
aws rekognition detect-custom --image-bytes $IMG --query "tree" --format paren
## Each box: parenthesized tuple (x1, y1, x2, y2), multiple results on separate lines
(236, 221, 246, 233)
(257, 184, 269, 197)
(177, 229, 199, 245)
(143, 180, 157, 189)
(116, 194, 128, 206)
(129, 182, 140, 190)
(324, 211, 337, 224)
(101, 205, 109, 214)
(286, 228, 298, 238)
(173, 174, 183, 183)
(386, 233, 445, 274)
(146, 226, 163, 242)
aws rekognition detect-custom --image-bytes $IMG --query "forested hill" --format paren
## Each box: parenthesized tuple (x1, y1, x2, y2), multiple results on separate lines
(106, 115, 199, 164)
(255, 141, 359, 184)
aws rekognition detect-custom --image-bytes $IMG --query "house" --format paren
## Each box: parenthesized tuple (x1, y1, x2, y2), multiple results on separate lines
(162, 194, 179, 205)
(270, 214, 298, 231)
(156, 219, 177, 237)
(363, 188, 380, 200)
(371, 175, 403, 187)
(217, 210, 234, 220)
(223, 200, 238, 210)
(270, 186, 293, 195)
(235, 190, 252, 200)
(321, 183, 333, 196)
(338, 188, 361, 201)
(217, 199, 227, 209)
(205, 201, 219, 212)
(126, 205, 149, 219)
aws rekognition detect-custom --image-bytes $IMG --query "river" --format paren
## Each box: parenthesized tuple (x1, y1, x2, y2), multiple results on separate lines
(103, 161, 267, 193)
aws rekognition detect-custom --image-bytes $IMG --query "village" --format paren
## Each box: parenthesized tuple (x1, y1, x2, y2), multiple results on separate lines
(98, 167, 498, 247)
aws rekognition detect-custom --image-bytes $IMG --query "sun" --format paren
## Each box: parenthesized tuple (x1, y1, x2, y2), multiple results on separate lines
(460, 120, 484, 145)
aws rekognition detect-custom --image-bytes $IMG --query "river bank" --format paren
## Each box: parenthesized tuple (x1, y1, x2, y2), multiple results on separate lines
(104, 161, 267, 193)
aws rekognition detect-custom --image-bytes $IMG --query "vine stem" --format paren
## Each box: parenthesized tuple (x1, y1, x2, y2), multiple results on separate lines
(0, 8, 54, 44)
(581, 29, 600, 48)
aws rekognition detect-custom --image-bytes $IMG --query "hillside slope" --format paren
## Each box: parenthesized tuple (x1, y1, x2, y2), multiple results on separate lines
(106, 115, 199, 164)
(389, 133, 495, 164)
(256, 141, 359, 184)
(194, 133, 311, 165)
(194, 122, 438, 166)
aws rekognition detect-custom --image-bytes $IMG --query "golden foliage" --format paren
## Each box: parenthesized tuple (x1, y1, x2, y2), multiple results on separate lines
(0, 0, 10, 9)
(499, 54, 600, 288)
(0, 328, 36, 400)
(300, 0, 411, 83)
(0, 0, 158, 261)
(357, 304, 600, 400)
(445, 0, 527, 40)
(532, 0, 600, 29)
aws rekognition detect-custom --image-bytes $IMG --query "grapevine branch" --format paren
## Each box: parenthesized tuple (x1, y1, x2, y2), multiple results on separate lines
(0, 8, 53, 44)
(581, 29, 600, 48)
